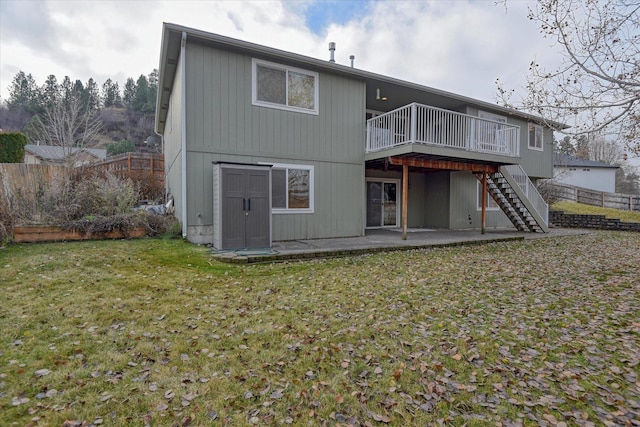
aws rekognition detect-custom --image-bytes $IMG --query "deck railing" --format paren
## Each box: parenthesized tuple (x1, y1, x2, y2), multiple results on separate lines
(366, 102, 520, 157)
(503, 164, 548, 225)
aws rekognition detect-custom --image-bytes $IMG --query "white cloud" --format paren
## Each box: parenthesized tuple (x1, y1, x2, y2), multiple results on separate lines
(0, 0, 558, 109)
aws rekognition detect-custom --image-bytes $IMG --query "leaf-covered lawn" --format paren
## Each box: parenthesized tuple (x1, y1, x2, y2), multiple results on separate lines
(1, 232, 639, 426)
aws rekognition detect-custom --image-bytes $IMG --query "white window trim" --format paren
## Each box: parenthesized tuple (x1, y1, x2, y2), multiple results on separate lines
(261, 162, 314, 214)
(528, 123, 544, 151)
(252, 59, 319, 115)
(476, 181, 500, 211)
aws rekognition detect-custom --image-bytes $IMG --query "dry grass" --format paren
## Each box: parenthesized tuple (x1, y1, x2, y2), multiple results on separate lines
(1, 232, 639, 426)
(552, 200, 640, 223)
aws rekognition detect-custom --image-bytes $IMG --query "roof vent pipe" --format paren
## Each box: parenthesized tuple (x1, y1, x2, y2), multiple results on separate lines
(328, 42, 336, 63)
(349, 55, 355, 68)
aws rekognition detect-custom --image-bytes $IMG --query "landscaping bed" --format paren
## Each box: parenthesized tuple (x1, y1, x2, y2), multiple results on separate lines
(12, 225, 147, 243)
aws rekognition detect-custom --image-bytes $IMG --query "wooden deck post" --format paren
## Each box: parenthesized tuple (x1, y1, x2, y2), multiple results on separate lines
(481, 173, 487, 235)
(402, 164, 409, 240)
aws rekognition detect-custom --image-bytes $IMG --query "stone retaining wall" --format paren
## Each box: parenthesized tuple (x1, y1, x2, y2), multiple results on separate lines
(549, 211, 640, 232)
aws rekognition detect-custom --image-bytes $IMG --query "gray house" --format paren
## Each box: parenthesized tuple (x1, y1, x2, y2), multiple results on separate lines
(155, 23, 556, 248)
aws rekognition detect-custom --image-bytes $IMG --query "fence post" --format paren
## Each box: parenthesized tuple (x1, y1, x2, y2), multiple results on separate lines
(601, 192, 605, 207)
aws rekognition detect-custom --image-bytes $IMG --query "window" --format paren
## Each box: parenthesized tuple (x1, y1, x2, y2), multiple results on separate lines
(476, 181, 499, 211)
(252, 59, 319, 114)
(528, 123, 544, 151)
(270, 163, 314, 213)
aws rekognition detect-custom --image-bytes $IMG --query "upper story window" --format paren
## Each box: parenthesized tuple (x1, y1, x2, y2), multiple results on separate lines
(252, 59, 319, 115)
(528, 123, 544, 151)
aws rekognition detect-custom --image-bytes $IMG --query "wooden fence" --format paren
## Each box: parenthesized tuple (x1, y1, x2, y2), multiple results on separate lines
(84, 153, 164, 201)
(550, 182, 640, 211)
(0, 163, 67, 205)
(0, 153, 165, 210)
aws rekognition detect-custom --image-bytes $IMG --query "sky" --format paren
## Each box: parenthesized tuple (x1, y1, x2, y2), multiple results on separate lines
(0, 0, 557, 106)
(3, 0, 638, 170)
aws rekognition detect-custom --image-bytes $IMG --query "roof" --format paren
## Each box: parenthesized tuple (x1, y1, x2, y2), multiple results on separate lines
(155, 22, 568, 134)
(25, 144, 107, 161)
(553, 152, 619, 169)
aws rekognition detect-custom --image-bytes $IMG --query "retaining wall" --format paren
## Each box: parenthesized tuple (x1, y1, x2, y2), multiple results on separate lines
(550, 210, 640, 232)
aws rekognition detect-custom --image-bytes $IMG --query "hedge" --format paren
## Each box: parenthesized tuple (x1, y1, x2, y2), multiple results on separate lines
(0, 132, 27, 163)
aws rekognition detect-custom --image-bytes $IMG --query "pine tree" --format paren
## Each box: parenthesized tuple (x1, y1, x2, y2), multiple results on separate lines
(41, 74, 60, 110)
(7, 71, 41, 115)
(123, 77, 136, 108)
(102, 78, 122, 108)
(85, 78, 101, 111)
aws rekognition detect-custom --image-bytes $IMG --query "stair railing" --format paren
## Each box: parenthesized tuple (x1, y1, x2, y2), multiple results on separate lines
(502, 165, 548, 225)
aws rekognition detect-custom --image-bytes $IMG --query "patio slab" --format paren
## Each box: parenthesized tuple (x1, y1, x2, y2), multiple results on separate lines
(210, 227, 589, 264)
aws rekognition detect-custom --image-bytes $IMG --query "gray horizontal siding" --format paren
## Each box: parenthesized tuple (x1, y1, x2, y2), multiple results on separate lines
(181, 42, 366, 241)
(185, 43, 365, 164)
(186, 152, 363, 241)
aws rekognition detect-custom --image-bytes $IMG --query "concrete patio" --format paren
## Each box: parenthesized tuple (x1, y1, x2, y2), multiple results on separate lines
(210, 227, 588, 264)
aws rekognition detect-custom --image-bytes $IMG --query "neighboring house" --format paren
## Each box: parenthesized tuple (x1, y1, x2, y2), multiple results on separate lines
(155, 23, 560, 248)
(24, 144, 107, 167)
(553, 152, 618, 193)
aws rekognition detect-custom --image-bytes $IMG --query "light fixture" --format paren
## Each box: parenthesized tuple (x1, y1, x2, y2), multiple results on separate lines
(376, 88, 388, 101)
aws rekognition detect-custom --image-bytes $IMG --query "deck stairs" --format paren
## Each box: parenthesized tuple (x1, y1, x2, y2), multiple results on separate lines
(475, 166, 549, 233)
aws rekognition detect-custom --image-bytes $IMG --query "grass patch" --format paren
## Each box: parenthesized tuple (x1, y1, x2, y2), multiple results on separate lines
(1, 232, 639, 425)
(552, 200, 640, 223)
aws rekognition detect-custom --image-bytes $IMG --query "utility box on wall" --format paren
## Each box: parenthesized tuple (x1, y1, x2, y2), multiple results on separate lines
(212, 162, 272, 250)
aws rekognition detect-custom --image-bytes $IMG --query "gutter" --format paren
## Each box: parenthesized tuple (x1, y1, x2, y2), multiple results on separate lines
(180, 31, 187, 238)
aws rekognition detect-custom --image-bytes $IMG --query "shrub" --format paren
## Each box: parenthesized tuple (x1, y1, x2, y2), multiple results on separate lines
(61, 211, 180, 237)
(72, 171, 139, 217)
(106, 139, 136, 156)
(0, 132, 27, 163)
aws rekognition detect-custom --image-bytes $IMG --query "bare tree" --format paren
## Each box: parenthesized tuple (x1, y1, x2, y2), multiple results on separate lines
(496, 0, 640, 156)
(589, 135, 625, 165)
(26, 95, 103, 167)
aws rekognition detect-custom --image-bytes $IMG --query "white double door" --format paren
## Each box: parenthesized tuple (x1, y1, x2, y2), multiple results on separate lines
(366, 179, 399, 228)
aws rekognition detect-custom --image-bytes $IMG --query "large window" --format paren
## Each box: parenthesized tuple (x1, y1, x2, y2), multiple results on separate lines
(528, 123, 544, 151)
(476, 181, 499, 211)
(270, 163, 314, 213)
(252, 59, 319, 114)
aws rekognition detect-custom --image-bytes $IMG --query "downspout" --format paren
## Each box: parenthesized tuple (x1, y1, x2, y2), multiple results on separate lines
(180, 31, 188, 238)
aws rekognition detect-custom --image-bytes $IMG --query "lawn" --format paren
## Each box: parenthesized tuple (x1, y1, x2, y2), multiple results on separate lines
(552, 200, 640, 223)
(1, 232, 639, 426)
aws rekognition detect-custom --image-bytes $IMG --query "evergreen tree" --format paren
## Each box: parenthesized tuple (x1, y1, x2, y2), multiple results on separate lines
(41, 74, 60, 110)
(123, 77, 136, 108)
(102, 78, 121, 108)
(7, 71, 41, 115)
(556, 136, 575, 156)
(85, 78, 101, 110)
(147, 69, 158, 112)
(132, 74, 150, 113)
(60, 76, 73, 107)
